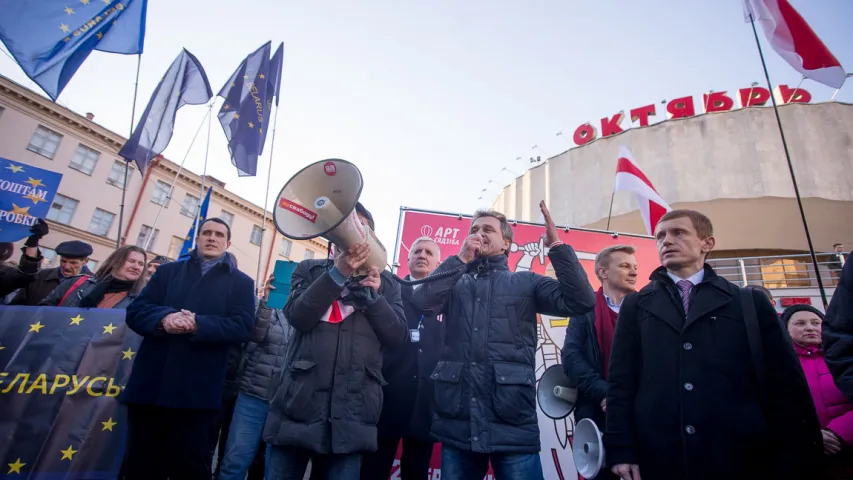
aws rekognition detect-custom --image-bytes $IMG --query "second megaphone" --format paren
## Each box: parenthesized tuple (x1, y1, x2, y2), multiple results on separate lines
(273, 159, 387, 276)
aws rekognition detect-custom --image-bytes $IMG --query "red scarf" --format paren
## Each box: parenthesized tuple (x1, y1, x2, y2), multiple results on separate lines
(594, 288, 620, 379)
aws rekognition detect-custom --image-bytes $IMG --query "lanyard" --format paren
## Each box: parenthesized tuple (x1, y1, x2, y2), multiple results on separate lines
(416, 315, 425, 330)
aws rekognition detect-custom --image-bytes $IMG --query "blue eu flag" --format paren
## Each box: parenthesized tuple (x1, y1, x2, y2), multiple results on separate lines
(178, 187, 213, 260)
(217, 42, 283, 177)
(0, 0, 147, 101)
(0, 157, 63, 242)
(118, 49, 212, 175)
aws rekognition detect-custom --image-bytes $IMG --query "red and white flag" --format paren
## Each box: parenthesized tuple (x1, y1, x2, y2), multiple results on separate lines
(614, 146, 672, 236)
(743, 0, 847, 89)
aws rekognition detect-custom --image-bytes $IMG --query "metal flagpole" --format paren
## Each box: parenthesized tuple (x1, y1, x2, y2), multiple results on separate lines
(255, 104, 281, 286)
(117, 54, 142, 248)
(787, 76, 805, 103)
(830, 74, 853, 101)
(605, 190, 616, 231)
(191, 103, 214, 251)
(749, 15, 828, 307)
(142, 107, 212, 251)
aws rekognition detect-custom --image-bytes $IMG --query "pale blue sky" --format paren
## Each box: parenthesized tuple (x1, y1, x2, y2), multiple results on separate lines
(2, 0, 851, 251)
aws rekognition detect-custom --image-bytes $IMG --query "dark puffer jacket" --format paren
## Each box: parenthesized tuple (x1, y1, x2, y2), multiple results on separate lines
(263, 259, 408, 454)
(411, 245, 595, 454)
(239, 300, 292, 400)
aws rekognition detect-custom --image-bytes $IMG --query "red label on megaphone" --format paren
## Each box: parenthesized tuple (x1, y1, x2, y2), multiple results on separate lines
(279, 198, 317, 223)
(324, 161, 337, 176)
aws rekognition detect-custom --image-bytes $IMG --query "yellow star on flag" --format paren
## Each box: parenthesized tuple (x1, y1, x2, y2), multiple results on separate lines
(233, 113, 240, 119)
(0, 344, 5, 351)
(121, 348, 136, 360)
(259, 128, 263, 135)
(259, 73, 265, 79)
(60, 445, 77, 461)
(6, 164, 23, 174)
(101, 417, 117, 431)
(22, 192, 46, 205)
(65, 6, 75, 14)
(11, 204, 31, 216)
(103, 0, 111, 4)
(7, 458, 25, 474)
(69, 314, 84, 326)
(81, 0, 89, 4)
(248, 122, 254, 128)
(64, 37, 71, 42)
(103, 323, 116, 335)
(243, 75, 249, 80)
(222, 104, 229, 111)
(96, 32, 103, 40)
(29, 321, 44, 333)
(59, 24, 70, 33)
(25, 178, 45, 188)
(231, 82, 236, 87)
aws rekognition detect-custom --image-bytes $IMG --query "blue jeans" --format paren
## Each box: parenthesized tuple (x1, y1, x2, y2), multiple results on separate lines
(441, 445, 544, 480)
(267, 445, 361, 480)
(217, 392, 269, 480)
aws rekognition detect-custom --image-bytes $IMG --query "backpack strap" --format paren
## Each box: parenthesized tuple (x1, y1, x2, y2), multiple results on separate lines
(59, 276, 91, 306)
(740, 288, 765, 402)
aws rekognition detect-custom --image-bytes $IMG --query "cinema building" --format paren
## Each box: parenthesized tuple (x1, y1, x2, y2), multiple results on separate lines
(0, 75, 328, 283)
(493, 85, 853, 307)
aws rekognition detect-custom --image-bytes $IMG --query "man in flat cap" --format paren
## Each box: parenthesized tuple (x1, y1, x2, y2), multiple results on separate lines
(9, 239, 94, 306)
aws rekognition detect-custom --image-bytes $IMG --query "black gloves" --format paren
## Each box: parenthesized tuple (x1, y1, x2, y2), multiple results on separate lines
(341, 278, 380, 308)
(24, 219, 49, 247)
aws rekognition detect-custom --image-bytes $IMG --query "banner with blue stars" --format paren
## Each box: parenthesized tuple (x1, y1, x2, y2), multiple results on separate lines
(0, 306, 142, 479)
(0, 157, 63, 243)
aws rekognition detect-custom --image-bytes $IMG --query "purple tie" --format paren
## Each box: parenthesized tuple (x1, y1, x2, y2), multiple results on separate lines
(677, 280, 693, 314)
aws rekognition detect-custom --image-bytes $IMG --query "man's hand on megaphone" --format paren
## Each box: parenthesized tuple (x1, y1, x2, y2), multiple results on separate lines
(612, 464, 641, 480)
(335, 243, 370, 277)
(360, 267, 381, 292)
(459, 235, 483, 263)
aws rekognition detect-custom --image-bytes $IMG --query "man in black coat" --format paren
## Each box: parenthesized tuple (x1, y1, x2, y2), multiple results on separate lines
(0, 218, 48, 298)
(561, 244, 638, 480)
(263, 204, 408, 480)
(361, 236, 443, 480)
(411, 202, 595, 480)
(605, 209, 823, 480)
(824, 253, 853, 400)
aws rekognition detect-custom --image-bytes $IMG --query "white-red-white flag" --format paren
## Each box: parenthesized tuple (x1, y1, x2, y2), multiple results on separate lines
(743, 0, 847, 89)
(614, 146, 672, 236)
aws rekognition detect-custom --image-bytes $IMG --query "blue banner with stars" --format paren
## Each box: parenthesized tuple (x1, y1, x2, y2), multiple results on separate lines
(0, 158, 63, 243)
(0, 306, 142, 479)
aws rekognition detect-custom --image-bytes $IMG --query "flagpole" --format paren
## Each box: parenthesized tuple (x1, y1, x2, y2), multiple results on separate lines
(749, 15, 828, 307)
(191, 102, 214, 251)
(117, 54, 142, 248)
(255, 104, 280, 286)
(787, 76, 805, 103)
(830, 74, 853, 101)
(605, 190, 616, 231)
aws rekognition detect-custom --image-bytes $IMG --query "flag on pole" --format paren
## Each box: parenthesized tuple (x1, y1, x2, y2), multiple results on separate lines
(613, 146, 672, 236)
(743, 0, 847, 89)
(217, 42, 280, 176)
(0, 0, 148, 101)
(178, 187, 212, 260)
(268, 43, 284, 109)
(118, 49, 212, 175)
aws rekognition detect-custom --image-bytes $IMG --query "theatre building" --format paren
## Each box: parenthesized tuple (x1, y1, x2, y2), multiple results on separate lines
(0, 74, 327, 284)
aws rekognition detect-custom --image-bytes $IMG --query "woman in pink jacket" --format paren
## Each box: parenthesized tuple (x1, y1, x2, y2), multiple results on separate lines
(783, 304, 853, 479)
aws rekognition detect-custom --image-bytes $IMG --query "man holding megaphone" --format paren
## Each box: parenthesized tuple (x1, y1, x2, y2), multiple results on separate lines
(411, 201, 595, 480)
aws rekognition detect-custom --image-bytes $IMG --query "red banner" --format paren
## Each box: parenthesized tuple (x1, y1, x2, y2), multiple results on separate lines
(390, 209, 659, 480)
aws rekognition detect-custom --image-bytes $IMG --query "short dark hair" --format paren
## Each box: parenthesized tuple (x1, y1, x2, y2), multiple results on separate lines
(834, 243, 843, 248)
(780, 304, 824, 326)
(749, 285, 773, 301)
(200, 217, 231, 241)
(658, 209, 714, 239)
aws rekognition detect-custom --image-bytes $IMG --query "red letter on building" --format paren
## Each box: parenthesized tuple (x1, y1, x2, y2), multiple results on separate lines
(630, 104, 656, 127)
(737, 86, 770, 107)
(775, 84, 812, 104)
(666, 96, 695, 119)
(600, 111, 625, 137)
(573, 123, 598, 146)
(703, 91, 734, 113)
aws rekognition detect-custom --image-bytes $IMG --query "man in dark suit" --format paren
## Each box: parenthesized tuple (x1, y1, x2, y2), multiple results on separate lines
(605, 209, 822, 480)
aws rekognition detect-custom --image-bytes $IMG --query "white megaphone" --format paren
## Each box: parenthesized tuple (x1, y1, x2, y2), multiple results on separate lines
(273, 159, 387, 276)
(573, 418, 605, 479)
(537, 365, 578, 420)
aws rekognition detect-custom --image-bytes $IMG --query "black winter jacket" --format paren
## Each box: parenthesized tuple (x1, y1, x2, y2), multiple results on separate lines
(0, 248, 43, 297)
(239, 300, 292, 401)
(263, 259, 408, 454)
(10, 264, 94, 306)
(39, 276, 137, 309)
(561, 309, 606, 428)
(411, 245, 595, 454)
(825, 256, 853, 400)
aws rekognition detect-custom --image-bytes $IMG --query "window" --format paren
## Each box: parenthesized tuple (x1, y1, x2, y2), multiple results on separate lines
(86, 259, 99, 272)
(46, 194, 78, 225)
(151, 180, 170, 206)
(88, 208, 115, 236)
(41, 247, 57, 267)
(304, 250, 315, 260)
(249, 225, 263, 246)
(27, 126, 62, 159)
(69, 144, 100, 175)
(107, 160, 131, 188)
(180, 193, 200, 218)
(136, 225, 159, 250)
(280, 238, 292, 257)
(220, 210, 234, 227)
(167, 235, 184, 260)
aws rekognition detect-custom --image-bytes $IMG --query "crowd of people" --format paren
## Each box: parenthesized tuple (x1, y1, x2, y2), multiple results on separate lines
(1, 201, 852, 480)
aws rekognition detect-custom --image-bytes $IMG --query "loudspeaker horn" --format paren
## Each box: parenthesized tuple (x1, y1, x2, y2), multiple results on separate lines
(273, 159, 387, 275)
(537, 365, 578, 419)
(573, 418, 605, 479)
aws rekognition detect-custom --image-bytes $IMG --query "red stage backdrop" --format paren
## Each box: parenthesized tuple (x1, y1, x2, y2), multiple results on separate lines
(389, 208, 659, 480)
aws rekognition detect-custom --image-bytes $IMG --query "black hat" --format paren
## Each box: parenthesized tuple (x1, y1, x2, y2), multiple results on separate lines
(55, 240, 93, 259)
(149, 255, 170, 265)
(355, 202, 375, 231)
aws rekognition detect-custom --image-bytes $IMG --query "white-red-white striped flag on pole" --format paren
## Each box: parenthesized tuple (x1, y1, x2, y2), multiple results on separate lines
(743, 0, 847, 89)
(614, 146, 672, 236)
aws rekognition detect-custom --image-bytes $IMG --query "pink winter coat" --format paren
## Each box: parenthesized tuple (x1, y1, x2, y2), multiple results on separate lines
(795, 343, 853, 444)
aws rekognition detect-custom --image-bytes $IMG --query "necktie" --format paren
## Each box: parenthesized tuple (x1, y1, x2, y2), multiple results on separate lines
(676, 280, 693, 315)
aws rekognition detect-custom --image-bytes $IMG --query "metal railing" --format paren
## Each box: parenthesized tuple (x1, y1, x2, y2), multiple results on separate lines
(707, 252, 846, 289)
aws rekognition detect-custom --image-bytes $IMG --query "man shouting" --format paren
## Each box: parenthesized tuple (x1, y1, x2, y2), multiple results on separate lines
(412, 201, 595, 479)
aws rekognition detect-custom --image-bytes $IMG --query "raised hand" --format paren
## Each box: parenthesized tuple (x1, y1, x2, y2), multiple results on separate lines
(539, 200, 560, 247)
(459, 234, 483, 263)
(335, 243, 370, 277)
(264, 273, 276, 301)
(360, 267, 382, 292)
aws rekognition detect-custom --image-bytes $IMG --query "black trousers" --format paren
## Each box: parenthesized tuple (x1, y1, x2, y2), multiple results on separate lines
(124, 404, 219, 480)
(360, 436, 434, 480)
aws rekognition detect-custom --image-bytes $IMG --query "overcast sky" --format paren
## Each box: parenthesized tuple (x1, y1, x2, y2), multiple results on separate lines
(2, 0, 851, 252)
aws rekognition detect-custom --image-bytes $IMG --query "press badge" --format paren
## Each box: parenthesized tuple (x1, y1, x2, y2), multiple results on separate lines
(410, 329, 421, 343)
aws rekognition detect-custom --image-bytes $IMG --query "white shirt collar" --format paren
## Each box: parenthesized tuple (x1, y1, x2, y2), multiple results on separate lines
(602, 291, 623, 313)
(667, 269, 705, 286)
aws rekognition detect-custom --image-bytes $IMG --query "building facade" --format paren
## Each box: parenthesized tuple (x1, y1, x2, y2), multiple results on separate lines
(0, 75, 327, 285)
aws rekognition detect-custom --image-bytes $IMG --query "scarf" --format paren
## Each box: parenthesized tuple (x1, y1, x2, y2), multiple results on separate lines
(78, 276, 136, 308)
(594, 287, 620, 379)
